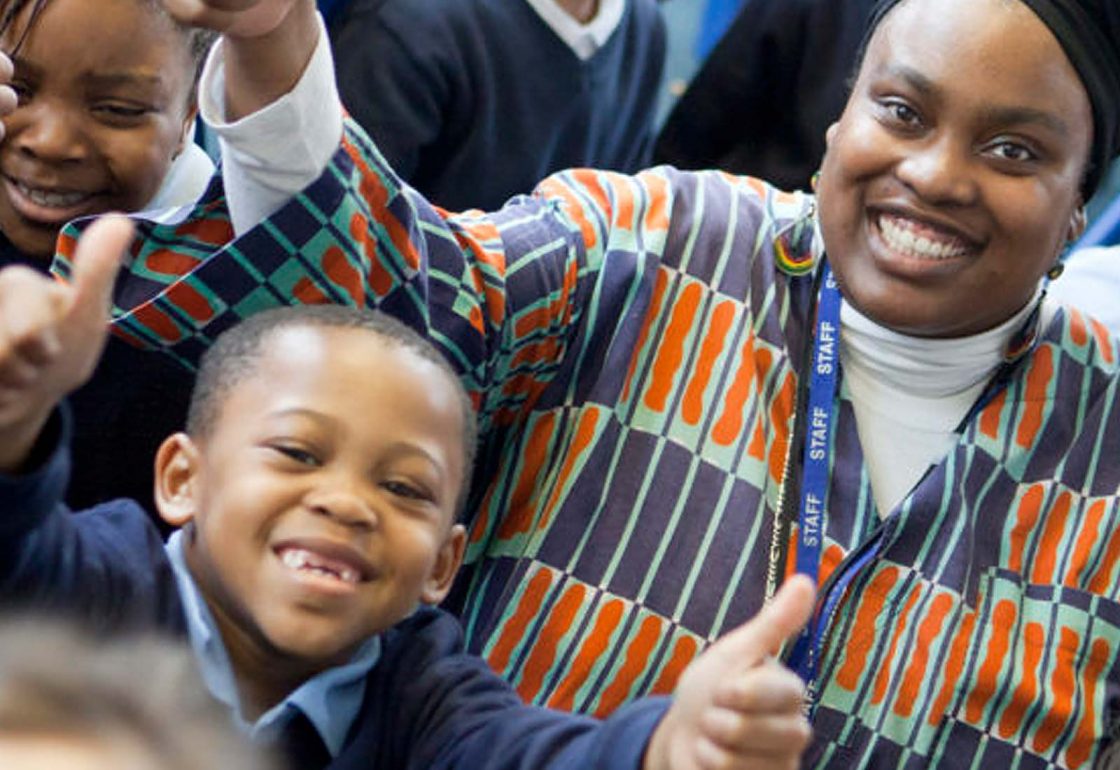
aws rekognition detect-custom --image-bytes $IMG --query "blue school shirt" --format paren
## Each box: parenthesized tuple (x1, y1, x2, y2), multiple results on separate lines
(165, 531, 382, 756)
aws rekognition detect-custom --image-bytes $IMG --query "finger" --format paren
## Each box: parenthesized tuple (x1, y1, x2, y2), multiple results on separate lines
(714, 660, 807, 713)
(714, 573, 817, 663)
(694, 735, 801, 770)
(0, 50, 13, 143)
(0, 267, 65, 366)
(66, 215, 133, 331)
(700, 707, 812, 755)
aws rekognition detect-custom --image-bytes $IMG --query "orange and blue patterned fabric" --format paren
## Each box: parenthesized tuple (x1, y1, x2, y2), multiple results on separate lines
(55, 121, 1120, 768)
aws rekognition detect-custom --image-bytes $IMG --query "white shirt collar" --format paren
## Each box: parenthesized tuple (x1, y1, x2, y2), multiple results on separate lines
(523, 0, 626, 60)
(164, 530, 380, 757)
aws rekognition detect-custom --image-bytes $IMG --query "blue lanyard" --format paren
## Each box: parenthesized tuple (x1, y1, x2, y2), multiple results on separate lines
(778, 264, 1043, 686)
(786, 262, 842, 681)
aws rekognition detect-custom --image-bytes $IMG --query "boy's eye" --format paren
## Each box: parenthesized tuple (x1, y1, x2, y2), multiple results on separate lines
(271, 445, 321, 467)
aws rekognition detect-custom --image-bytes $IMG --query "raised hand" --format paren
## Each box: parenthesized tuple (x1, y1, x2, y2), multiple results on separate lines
(158, 0, 300, 38)
(159, 0, 317, 121)
(0, 216, 134, 472)
(0, 51, 18, 144)
(645, 574, 816, 770)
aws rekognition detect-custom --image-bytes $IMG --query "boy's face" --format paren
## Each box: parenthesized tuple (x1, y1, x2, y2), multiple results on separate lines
(157, 325, 467, 672)
(0, 0, 198, 260)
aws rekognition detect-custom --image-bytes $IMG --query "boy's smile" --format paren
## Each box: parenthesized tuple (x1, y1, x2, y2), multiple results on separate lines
(156, 323, 467, 707)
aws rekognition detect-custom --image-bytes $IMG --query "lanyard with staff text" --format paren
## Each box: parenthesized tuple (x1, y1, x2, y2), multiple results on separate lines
(771, 260, 1046, 684)
(771, 259, 842, 682)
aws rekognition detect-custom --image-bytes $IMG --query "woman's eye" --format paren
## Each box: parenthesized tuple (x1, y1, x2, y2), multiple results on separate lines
(885, 100, 921, 126)
(272, 445, 321, 467)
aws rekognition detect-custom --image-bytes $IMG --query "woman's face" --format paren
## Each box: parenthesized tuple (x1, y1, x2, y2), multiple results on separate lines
(0, 0, 197, 260)
(817, 0, 1092, 337)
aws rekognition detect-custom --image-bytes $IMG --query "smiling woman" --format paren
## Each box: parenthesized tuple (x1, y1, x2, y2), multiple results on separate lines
(818, 0, 1092, 339)
(0, 0, 214, 262)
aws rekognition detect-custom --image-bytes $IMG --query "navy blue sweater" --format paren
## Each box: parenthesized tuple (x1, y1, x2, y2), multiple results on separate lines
(0, 409, 667, 770)
(328, 0, 667, 211)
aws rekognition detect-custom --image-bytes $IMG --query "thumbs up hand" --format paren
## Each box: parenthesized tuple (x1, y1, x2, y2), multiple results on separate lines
(0, 216, 134, 472)
(644, 574, 816, 770)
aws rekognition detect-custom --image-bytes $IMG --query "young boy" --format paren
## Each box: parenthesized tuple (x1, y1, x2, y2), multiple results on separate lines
(0, 217, 815, 770)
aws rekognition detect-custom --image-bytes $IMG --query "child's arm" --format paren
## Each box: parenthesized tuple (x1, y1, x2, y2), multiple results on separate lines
(0, 218, 133, 472)
(159, 0, 319, 121)
(643, 574, 815, 770)
(392, 578, 815, 770)
(160, 0, 339, 234)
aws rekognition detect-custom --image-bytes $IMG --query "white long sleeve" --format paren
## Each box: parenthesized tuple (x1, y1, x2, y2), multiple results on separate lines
(197, 15, 344, 235)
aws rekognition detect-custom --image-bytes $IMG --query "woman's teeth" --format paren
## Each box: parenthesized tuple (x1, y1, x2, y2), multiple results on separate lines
(879, 214, 971, 260)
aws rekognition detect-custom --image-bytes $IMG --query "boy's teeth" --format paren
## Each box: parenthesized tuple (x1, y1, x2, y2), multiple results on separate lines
(279, 547, 360, 584)
(878, 214, 970, 260)
(16, 182, 89, 208)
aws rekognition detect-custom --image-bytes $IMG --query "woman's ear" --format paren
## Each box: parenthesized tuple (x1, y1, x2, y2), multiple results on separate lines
(825, 121, 840, 148)
(155, 432, 201, 529)
(419, 524, 467, 605)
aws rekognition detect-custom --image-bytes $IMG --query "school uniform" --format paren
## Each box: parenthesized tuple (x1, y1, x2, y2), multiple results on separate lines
(0, 407, 666, 770)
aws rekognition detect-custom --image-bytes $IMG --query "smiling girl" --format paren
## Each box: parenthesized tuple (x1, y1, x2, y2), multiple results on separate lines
(0, 0, 214, 264)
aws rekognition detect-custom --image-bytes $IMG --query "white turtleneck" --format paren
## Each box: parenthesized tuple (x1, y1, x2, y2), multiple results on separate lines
(840, 292, 1052, 518)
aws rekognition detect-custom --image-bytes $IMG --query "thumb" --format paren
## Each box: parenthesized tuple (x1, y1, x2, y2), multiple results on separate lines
(715, 573, 817, 664)
(66, 215, 134, 329)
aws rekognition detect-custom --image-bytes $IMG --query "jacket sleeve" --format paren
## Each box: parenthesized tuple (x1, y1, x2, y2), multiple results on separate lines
(53, 117, 691, 433)
(368, 608, 668, 770)
(0, 405, 180, 632)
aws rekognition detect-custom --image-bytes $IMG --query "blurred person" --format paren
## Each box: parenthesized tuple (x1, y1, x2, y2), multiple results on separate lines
(0, 615, 274, 770)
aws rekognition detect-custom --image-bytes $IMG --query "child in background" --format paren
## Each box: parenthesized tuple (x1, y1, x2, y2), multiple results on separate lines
(0, 0, 214, 265)
(0, 217, 816, 770)
(0, 615, 276, 770)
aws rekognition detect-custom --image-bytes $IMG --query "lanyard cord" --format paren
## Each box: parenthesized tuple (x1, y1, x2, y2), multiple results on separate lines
(765, 260, 827, 601)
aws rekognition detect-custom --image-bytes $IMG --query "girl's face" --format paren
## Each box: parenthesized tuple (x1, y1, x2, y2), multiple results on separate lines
(817, 0, 1092, 338)
(0, 0, 198, 260)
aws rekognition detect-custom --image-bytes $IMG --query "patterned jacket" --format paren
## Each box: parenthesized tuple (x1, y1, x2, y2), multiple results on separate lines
(57, 121, 1120, 768)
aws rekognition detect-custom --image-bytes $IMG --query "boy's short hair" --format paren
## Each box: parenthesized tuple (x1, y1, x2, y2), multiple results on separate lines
(0, 615, 275, 770)
(186, 305, 478, 516)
